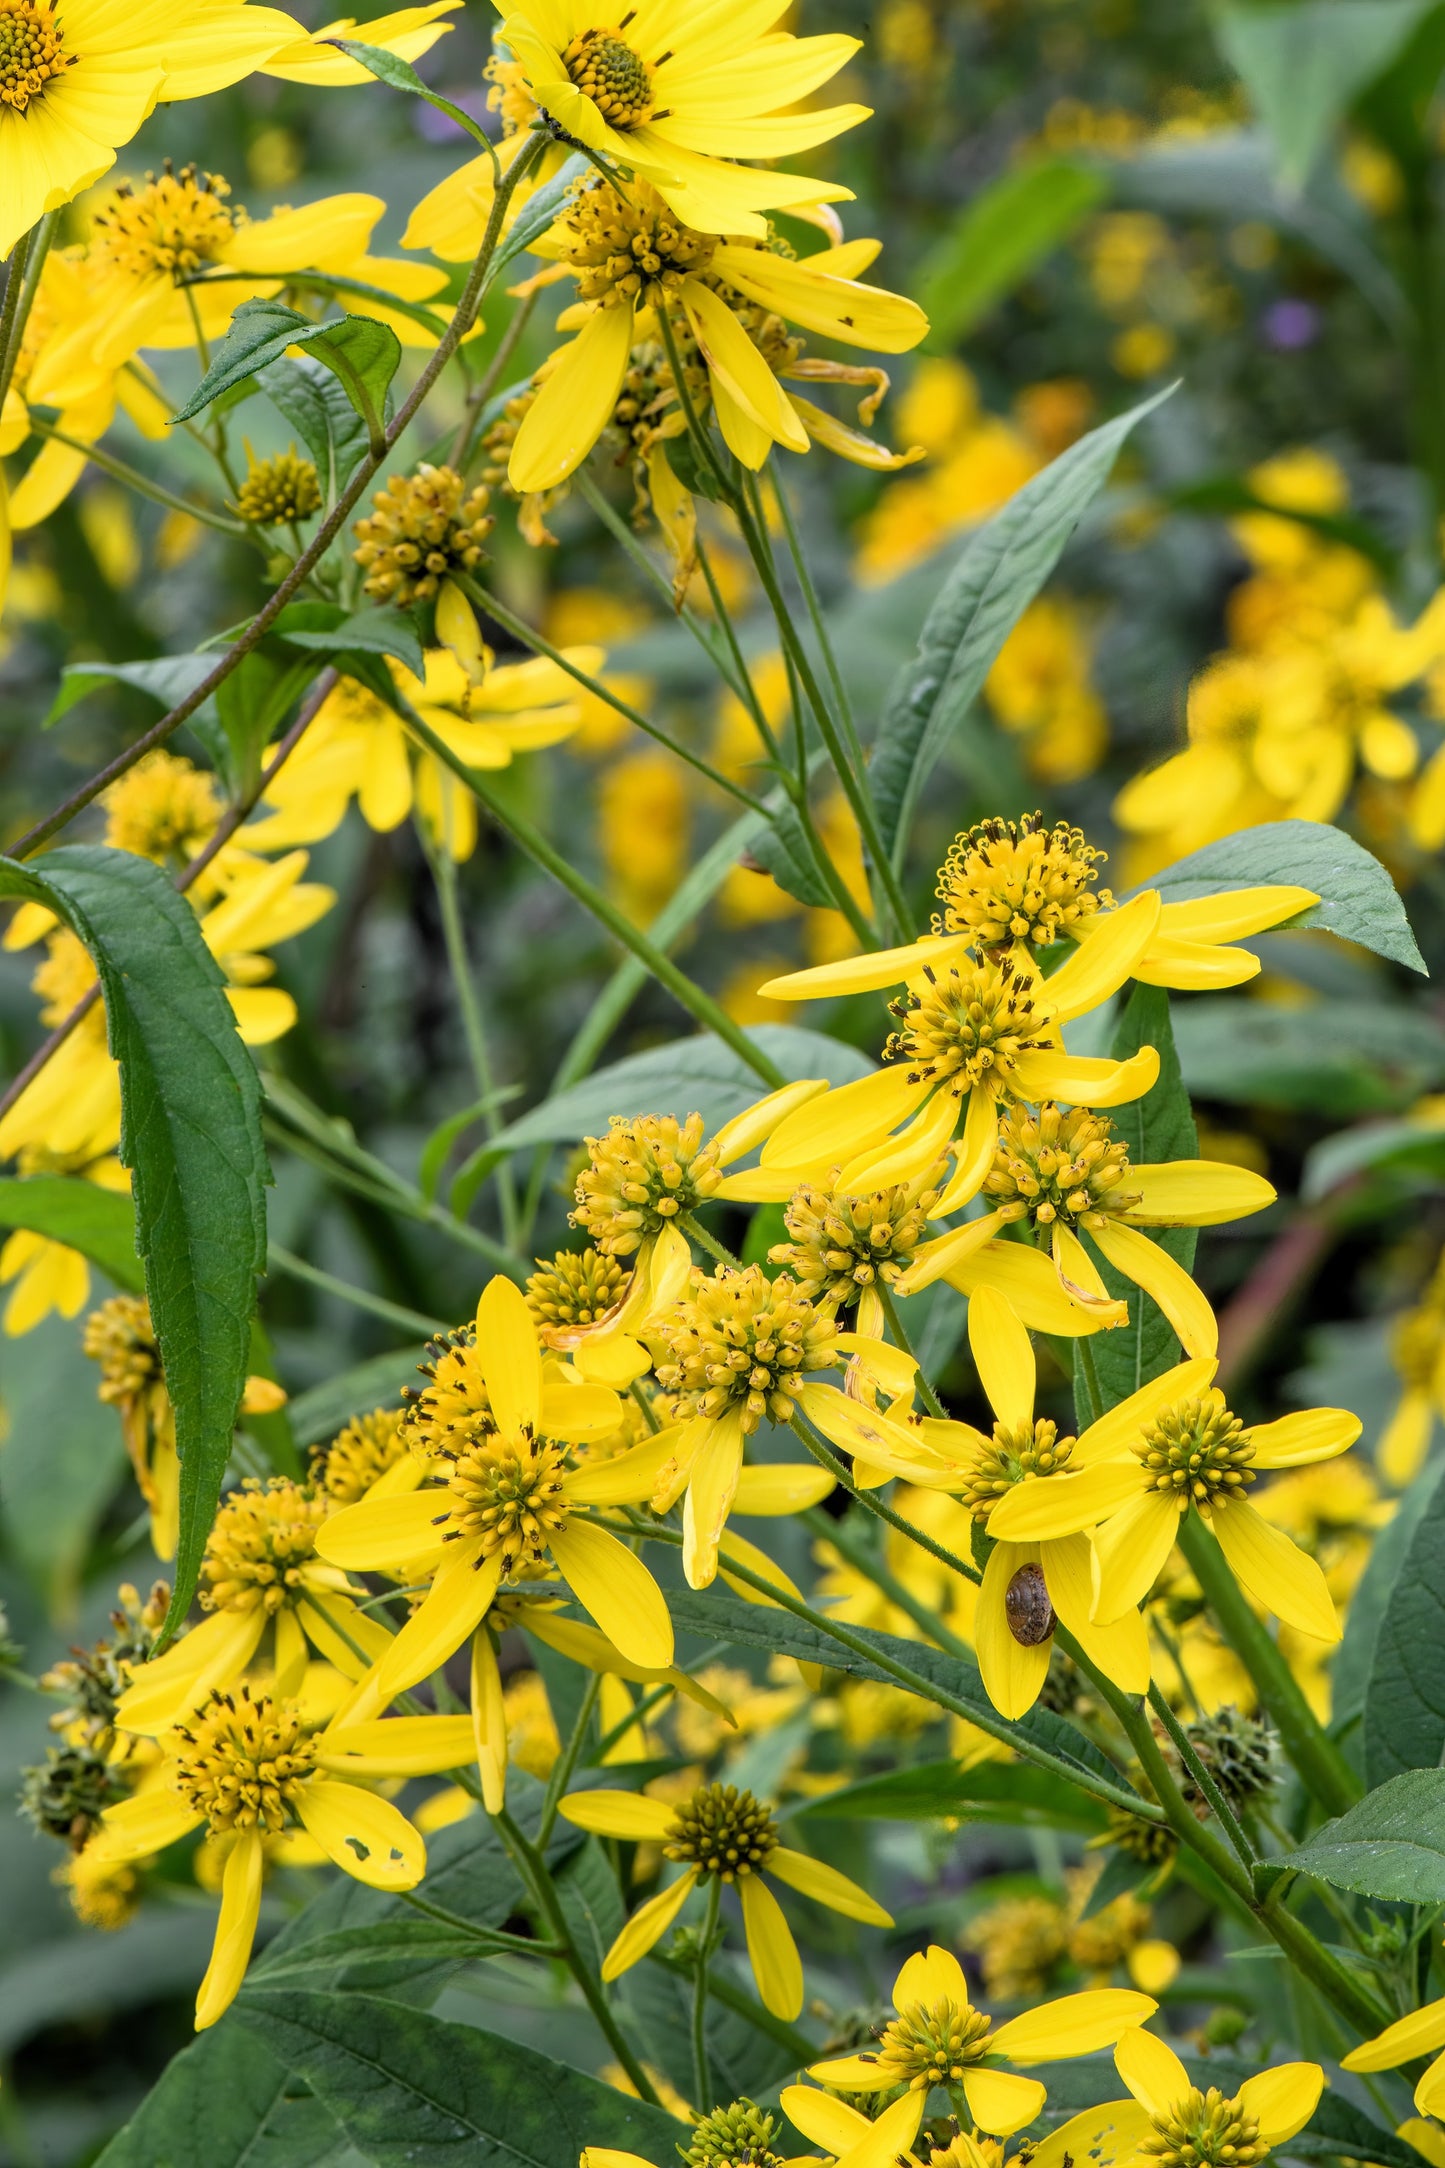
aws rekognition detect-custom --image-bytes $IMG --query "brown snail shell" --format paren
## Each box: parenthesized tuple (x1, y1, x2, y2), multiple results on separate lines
(1004, 1561, 1055, 1646)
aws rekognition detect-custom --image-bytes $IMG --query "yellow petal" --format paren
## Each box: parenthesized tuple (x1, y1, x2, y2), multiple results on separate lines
(550, 1517, 674, 1667)
(988, 1463, 1144, 1542)
(1074, 1357, 1218, 1466)
(1041, 1531, 1151, 1696)
(318, 1714, 477, 1776)
(1032, 2102, 1154, 2168)
(1156, 887, 1318, 943)
(682, 1415, 745, 1588)
(113, 1606, 267, 1735)
(760, 1064, 922, 1172)
(719, 1526, 811, 1613)
(196, 1826, 264, 2030)
(1114, 2027, 1190, 2118)
(1235, 2065, 1324, 2146)
(1122, 1162, 1276, 1226)
(962, 2067, 1047, 2136)
(682, 277, 809, 453)
(1132, 936, 1262, 991)
(1053, 1222, 1127, 1316)
(602, 1867, 698, 1979)
(1009, 1045, 1160, 1109)
(733, 1464, 835, 1514)
(768, 1846, 893, 1924)
(96, 1787, 202, 1862)
(895, 1943, 970, 2006)
(833, 2095, 928, 2168)
(471, 1624, 507, 1813)
(312, 1489, 448, 1571)
(992, 1988, 1158, 2064)
(1417, 2055, 1445, 2121)
(835, 1079, 958, 1195)
(740, 1869, 804, 2019)
(1044, 892, 1162, 1022)
(509, 303, 634, 492)
(933, 1085, 999, 1214)
(759, 932, 972, 1001)
(1091, 1491, 1182, 1622)
(950, 1240, 1121, 1336)
(475, 1273, 542, 1434)
(1246, 1407, 1361, 1468)
(295, 1775, 425, 1889)
(1209, 1502, 1340, 1642)
(540, 1380, 626, 1440)
(566, 1432, 679, 1505)
(893, 1210, 1005, 1297)
(1341, 1999, 1445, 2073)
(368, 1547, 503, 1702)
(710, 244, 927, 354)
(558, 1788, 676, 1841)
(968, 1282, 1034, 1431)
(976, 1539, 1052, 1719)
(713, 1078, 829, 1163)
(1380, 1388, 1434, 1488)
(1089, 1219, 1219, 1359)
(1128, 1942, 1181, 1995)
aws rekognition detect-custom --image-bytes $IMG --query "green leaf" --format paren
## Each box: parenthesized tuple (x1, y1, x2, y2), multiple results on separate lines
(1302, 1112, 1445, 1201)
(277, 600, 425, 682)
(0, 1173, 141, 1289)
(46, 654, 218, 732)
(491, 151, 591, 281)
(1214, 0, 1438, 187)
(1171, 998, 1445, 1115)
(553, 1837, 626, 1973)
(236, 1989, 685, 2166)
(485, 1026, 873, 1158)
(748, 802, 836, 909)
(174, 301, 401, 441)
(870, 385, 1173, 867)
(0, 846, 268, 1637)
(1143, 820, 1426, 974)
(215, 644, 327, 797)
(795, 1756, 1107, 1829)
(1266, 1768, 1445, 1900)
(259, 354, 370, 501)
(286, 1345, 428, 1447)
(1082, 985, 1197, 1422)
(94, 2018, 343, 2168)
(622, 1959, 800, 2103)
(667, 1587, 1139, 1802)
(1333, 1454, 1442, 1746)
(328, 37, 498, 154)
(0, 1309, 128, 1613)
(917, 158, 1109, 344)
(1364, 1456, 1445, 1786)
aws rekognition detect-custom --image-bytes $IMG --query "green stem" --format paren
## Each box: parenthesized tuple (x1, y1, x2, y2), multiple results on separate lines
(1146, 1681, 1257, 1870)
(267, 1242, 445, 1335)
(681, 1212, 739, 1270)
(399, 1890, 561, 1958)
(649, 1946, 817, 2068)
(786, 1410, 981, 1590)
(397, 701, 786, 1088)
(692, 529, 777, 751)
(772, 471, 866, 781)
(494, 1808, 663, 2105)
(807, 1508, 976, 1661)
(1177, 1515, 1361, 1817)
(876, 1283, 946, 1418)
(693, 1877, 721, 2109)
(452, 288, 537, 470)
(537, 1670, 602, 1849)
(0, 212, 56, 413)
(28, 422, 253, 539)
(456, 572, 769, 816)
(1075, 1336, 1104, 1427)
(427, 837, 519, 1247)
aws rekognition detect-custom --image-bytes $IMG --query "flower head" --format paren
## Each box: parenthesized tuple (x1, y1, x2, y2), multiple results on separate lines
(572, 1111, 721, 1256)
(770, 1161, 946, 1322)
(236, 447, 322, 525)
(1109, 2030, 1322, 2168)
(102, 750, 221, 869)
(935, 816, 1113, 951)
(526, 1246, 631, 1335)
(311, 1405, 409, 1504)
(353, 463, 493, 607)
(655, 1265, 837, 1435)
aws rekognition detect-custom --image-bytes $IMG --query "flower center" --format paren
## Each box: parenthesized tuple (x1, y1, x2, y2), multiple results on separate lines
(874, 1999, 994, 2088)
(313, 1406, 408, 1505)
(353, 463, 493, 608)
(884, 958, 1046, 1096)
(682, 2102, 785, 2168)
(985, 1102, 1140, 1231)
(172, 1685, 317, 1834)
(1134, 1393, 1255, 1508)
(934, 814, 1112, 950)
(0, 0, 68, 111)
(200, 1478, 328, 1615)
(102, 750, 221, 866)
(1004, 1561, 1056, 1647)
(526, 1246, 630, 1336)
(236, 449, 322, 527)
(440, 1433, 570, 1568)
(401, 1326, 493, 1458)
(1140, 2089, 1263, 2168)
(955, 1418, 1075, 1520)
(83, 1294, 163, 1406)
(770, 1162, 947, 1309)
(663, 1781, 779, 1880)
(654, 1265, 837, 1435)
(562, 177, 714, 309)
(572, 1111, 722, 1257)
(90, 165, 241, 280)
(562, 25, 653, 127)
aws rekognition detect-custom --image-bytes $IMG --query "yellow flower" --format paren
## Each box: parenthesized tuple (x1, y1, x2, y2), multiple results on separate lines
(260, 0, 458, 83)
(506, 175, 927, 493)
(96, 1679, 475, 2027)
(806, 1943, 1156, 2135)
(898, 1099, 1276, 1361)
(1107, 2027, 1322, 2168)
(113, 1476, 396, 1734)
(985, 599, 1108, 787)
(987, 1370, 1360, 1644)
(486, 0, 867, 238)
(1378, 1251, 1445, 1486)
(315, 1274, 674, 1711)
(1342, 1965, 1445, 2118)
(0, 0, 308, 259)
(558, 1778, 890, 2019)
(0, 1148, 127, 1333)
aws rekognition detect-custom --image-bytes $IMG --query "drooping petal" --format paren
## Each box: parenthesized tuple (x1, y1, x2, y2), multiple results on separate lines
(1041, 1533, 1151, 1696)
(1114, 2026, 1190, 2117)
(713, 1078, 829, 1163)
(602, 1868, 699, 1980)
(768, 1846, 893, 1924)
(991, 1988, 1159, 2064)
(682, 1416, 746, 1588)
(113, 1606, 267, 1735)
(1341, 1997, 1445, 2072)
(961, 2066, 1047, 2136)
(566, 1432, 680, 1505)
(475, 1273, 543, 1435)
(733, 1464, 836, 1514)
(968, 1282, 1034, 1431)
(894, 1210, 1005, 1297)
(759, 933, 973, 1002)
(682, 277, 810, 452)
(1235, 2064, 1325, 2145)
(1122, 1162, 1276, 1227)
(1209, 1502, 1340, 1642)
(950, 1240, 1124, 1337)
(1009, 1045, 1160, 1110)
(1089, 1218, 1219, 1359)
(832, 2094, 929, 2168)
(195, 1826, 264, 2030)
(367, 1547, 503, 1703)
(1030, 2102, 1154, 2168)
(988, 1462, 1144, 1542)
(1155, 887, 1318, 944)
(318, 1713, 477, 1777)
(509, 302, 634, 492)
(739, 1870, 804, 2018)
(295, 1775, 426, 1889)
(1091, 1492, 1182, 1622)
(784, 2084, 877, 2145)
(1246, 1407, 1361, 1468)
(835, 1079, 959, 1196)
(550, 1517, 675, 1667)
(932, 1086, 1000, 1214)
(95, 1787, 202, 1862)
(710, 244, 927, 353)
(471, 1625, 507, 1813)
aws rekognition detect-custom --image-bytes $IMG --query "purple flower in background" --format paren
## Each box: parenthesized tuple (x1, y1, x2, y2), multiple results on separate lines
(413, 88, 495, 142)
(1262, 299, 1320, 350)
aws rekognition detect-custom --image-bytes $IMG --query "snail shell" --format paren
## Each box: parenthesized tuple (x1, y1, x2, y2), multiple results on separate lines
(1004, 1561, 1055, 1647)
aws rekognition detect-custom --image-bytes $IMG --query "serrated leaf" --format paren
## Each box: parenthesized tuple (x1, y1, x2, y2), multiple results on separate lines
(236, 1990, 684, 2166)
(1143, 820, 1426, 974)
(0, 1173, 141, 1289)
(870, 385, 1173, 866)
(1082, 984, 1197, 1421)
(667, 1587, 1138, 1802)
(1364, 1457, 1445, 1786)
(1171, 998, 1445, 1115)
(0, 846, 268, 1636)
(1214, 0, 1437, 188)
(259, 353, 370, 499)
(1266, 1768, 1445, 1900)
(174, 301, 401, 440)
(795, 1757, 1107, 1829)
(46, 654, 218, 734)
(918, 158, 1108, 343)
